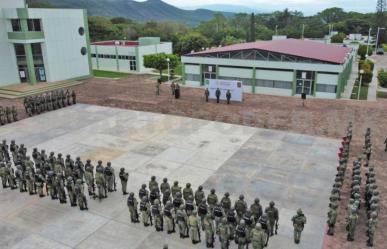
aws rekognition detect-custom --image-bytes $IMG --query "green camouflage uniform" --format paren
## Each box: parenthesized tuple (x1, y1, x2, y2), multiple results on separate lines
(291, 209, 307, 244)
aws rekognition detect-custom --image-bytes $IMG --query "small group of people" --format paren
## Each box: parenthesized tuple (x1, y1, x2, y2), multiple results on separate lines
(169, 81, 180, 99)
(0, 106, 18, 125)
(23, 89, 76, 116)
(204, 88, 232, 104)
(126, 177, 307, 248)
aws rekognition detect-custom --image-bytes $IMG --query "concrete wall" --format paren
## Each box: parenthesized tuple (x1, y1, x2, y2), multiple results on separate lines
(28, 8, 90, 82)
(137, 42, 172, 72)
(0, 0, 25, 8)
(0, 9, 20, 86)
(256, 69, 293, 81)
(316, 73, 338, 85)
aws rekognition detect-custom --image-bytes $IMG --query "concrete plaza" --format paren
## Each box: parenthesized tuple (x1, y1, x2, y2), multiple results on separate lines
(0, 104, 339, 249)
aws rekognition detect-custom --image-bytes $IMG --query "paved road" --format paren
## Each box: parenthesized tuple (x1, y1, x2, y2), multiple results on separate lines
(368, 54, 387, 101)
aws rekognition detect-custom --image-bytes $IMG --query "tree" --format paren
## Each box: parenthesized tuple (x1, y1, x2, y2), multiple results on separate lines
(376, 0, 387, 43)
(358, 45, 374, 59)
(143, 53, 179, 78)
(318, 8, 346, 24)
(175, 32, 209, 55)
(377, 69, 387, 87)
(88, 16, 121, 42)
(249, 13, 256, 42)
(331, 32, 346, 43)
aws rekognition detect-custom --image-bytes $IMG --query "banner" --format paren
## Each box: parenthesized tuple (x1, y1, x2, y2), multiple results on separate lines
(207, 79, 243, 102)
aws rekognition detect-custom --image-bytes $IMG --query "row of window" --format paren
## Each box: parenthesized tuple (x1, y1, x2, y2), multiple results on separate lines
(91, 54, 136, 61)
(11, 19, 42, 32)
(256, 79, 292, 89)
(316, 84, 337, 93)
(218, 76, 252, 86)
(185, 74, 201, 82)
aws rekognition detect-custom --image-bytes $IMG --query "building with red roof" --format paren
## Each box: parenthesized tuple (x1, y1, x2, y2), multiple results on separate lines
(181, 39, 355, 99)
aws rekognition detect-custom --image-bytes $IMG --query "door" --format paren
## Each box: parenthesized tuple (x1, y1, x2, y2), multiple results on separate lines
(18, 66, 29, 83)
(296, 79, 312, 95)
(35, 66, 46, 82)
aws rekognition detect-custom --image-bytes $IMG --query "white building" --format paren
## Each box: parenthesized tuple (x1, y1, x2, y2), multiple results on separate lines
(90, 37, 172, 73)
(181, 39, 354, 99)
(0, 0, 92, 87)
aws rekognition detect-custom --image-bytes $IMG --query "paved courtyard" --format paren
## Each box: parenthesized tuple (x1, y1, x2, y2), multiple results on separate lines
(0, 104, 339, 249)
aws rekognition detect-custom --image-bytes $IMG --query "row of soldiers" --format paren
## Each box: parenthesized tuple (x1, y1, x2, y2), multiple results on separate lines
(0, 140, 89, 210)
(0, 106, 18, 125)
(204, 88, 233, 104)
(127, 177, 306, 248)
(23, 89, 77, 116)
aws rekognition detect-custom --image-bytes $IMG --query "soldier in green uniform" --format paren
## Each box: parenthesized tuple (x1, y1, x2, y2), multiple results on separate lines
(104, 162, 115, 192)
(327, 202, 338, 235)
(127, 192, 139, 223)
(149, 176, 159, 193)
(66, 176, 77, 206)
(15, 165, 26, 192)
(213, 202, 225, 232)
(66, 89, 71, 105)
(83, 159, 94, 195)
(226, 90, 231, 104)
(0, 163, 7, 188)
(119, 168, 128, 195)
(160, 178, 170, 194)
(5, 106, 12, 123)
(291, 208, 307, 244)
(95, 160, 107, 199)
(346, 207, 358, 241)
(164, 200, 175, 234)
(227, 208, 237, 240)
(162, 189, 172, 206)
(367, 212, 378, 247)
(177, 204, 189, 238)
(0, 106, 5, 125)
(203, 213, 215, 248)
(75, 179, 88, 210)
(183, 182, 194, 201)
(250, 198, 263, 222)
(152, 199, 164, 231)
(72, 90, 77, 104)
(234, 195, 247, 222)
(235, 219, 247, 249)
(46, 171, 57, 199)
(195, 185, 205, 206)
(35, 169, 46, 197)
(221, 192, 231, 213)
(218, 218, 230, 249)
(171, 181, 181, 199)
(250, 223, 267, 249)
(57, 175, 67, 204)
(188, 210, 201, 244)
(215, 88, 221, 103)
(205, 88, 210, 102)
(140, 196, 152, 227)
(24, 167, 35, 195)
(5, 163, 17, 189)
(265, 201, 279, 236)
(207, 188, 218, 212)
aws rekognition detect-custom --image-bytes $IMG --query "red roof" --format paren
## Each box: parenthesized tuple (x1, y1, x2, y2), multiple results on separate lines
(189, 39, 352, 64)
(91, 40, 139, 47)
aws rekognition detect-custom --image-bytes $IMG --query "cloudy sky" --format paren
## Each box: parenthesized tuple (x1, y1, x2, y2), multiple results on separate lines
(152, 0, 378, 14)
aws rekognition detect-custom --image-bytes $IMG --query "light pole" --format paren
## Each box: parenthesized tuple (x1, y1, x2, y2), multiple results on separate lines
(358, 69, 364, 100)
(375, 27, 386, 50)
(275, 25, 278, 35)
(166, 57, 170, 82)
(366, 28, 372, 57)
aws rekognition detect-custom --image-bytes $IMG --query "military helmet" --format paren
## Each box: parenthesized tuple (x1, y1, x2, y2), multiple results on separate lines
(120, 168, 125, 172)
(225, 192, 229, 197)
(198, 186, 203, 190)
(129, 192, 134, 197)
(11, 140, 15, 143)
(186, 183, 191, 187)
(239, 194, 244, 200)
(269, 201, 275, 207)
(373, 190, 379, 196)
(98, 160, 102, 164)
(240, 219, 245, 225)
(176, 192, 182, 198)
(163, 178, 168, 183)
(349, 198, 355, 204)
(76, 179, 82, 184)
(67, 176, 73, 181)
(202, 200, 207, 204)
(66, 154, 70, 158)
(151, 176, 156, 181)
(210, 189, 215, 194)
(50, 152, 55, 156)
(192, 210, 197, 215)
(107, 162, 111, 166)
(26, 156, 30, 160)
(174, 181, 178, 185)
(87, 159, 91, 163)
(36, 169, 41, 174)
(33, 148, 37, 151)
(254, 198, 260, 204)
(154, 199, 160, 205)
(76, 156, 80, 160)
(297, 208, 303, 215)
(41, 149, 45, 153)
(142, 196, 147, 202)
(58, 153, 62, 157)
(222, 218, 227, 224)
(261, 213, 268, 221)
(371, 212, 377, 218)
(141, 184, 146, 189)
(255, 223, 262, 229)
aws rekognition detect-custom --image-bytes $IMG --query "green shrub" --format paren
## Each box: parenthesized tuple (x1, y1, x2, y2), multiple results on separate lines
(357, 44, 373, 60)
(378, 69, 387, 88)
(360, 63, 373, 85)
(366, 59, 374, 71)
(331, 32, 346, 43)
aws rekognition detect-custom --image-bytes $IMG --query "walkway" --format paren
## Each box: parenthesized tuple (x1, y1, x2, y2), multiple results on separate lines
(342, 59, 359, 99)
(367, 54, 387, 101)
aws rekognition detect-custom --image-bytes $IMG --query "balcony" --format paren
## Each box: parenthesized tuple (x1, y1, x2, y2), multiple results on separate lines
(8, 31, 44, 41)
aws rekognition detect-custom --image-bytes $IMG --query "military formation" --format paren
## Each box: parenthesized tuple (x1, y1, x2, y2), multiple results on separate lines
(127, 177, 306, 248)
(0, 106, 18, 125)
(23, 89, 76, 116)
(327, 123, 380, 247)
(0, 140, 132, 212)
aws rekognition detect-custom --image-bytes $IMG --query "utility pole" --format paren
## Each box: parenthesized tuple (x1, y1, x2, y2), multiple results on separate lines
(275, 25, 278, 36)
(375, 27, 386, 50)
(301, 24, 305, 39)
(366, 28, 372, 57)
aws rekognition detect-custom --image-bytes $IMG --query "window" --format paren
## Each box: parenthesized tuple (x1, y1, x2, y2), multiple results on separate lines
(273, 81, 292, 89)
(98, 54, 103, 58)
(27, 19, 42, 31)
(80, 47, 87, 55)
(91, 54, 96, 58)
(316, 84, 337, 93)
(129, 56, 136, 70)
(218, 76, 252, 86)
(186, 74, 200, 81)
(78, 27, 85, 36)
(11, 19, 21, 31)
(256, 79, 274, 88)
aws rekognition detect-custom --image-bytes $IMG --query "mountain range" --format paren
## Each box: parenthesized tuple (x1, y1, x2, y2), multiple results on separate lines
(36, 0, 235, 26)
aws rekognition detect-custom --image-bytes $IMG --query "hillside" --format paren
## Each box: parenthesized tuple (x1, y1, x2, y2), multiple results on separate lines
(33, 0, 234, 26)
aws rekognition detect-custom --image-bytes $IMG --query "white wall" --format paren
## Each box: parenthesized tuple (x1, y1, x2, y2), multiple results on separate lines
(185, 81, 201, 87)
(315, 92, 336, 99)
(29, 9, 90, 82)
(0, 0, 25, 8)
(0, 10, 20, 86)
(138, 42, 172, 72)
(255, 87, 292, 96)
(256, 69, 293, 81)
(185, 64, 200, 74)
(316, 73, 338, 85)
(219, 67, 252, 78)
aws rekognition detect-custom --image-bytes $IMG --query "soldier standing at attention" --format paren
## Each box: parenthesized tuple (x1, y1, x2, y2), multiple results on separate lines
(205, 88, 210, 102)
(119, 168, 128, 195)
(251, 198, 263, 222)
(195, 185, 205, 206)
(183, 182, 193, 202)
(164, 201, 175, 234)
(160, 178, 170, 194)
(234, 195, 247, 223)
(346, 207, 358, 241)
(207, 189, 219, 212)
(170, 82, 176, 95)
(11, 106, 18, 121)
(84, 159, 94, 196)
(291, 209, 307, 244)
(203, 213, 215, 248)
(95, 160, 107, 199)
(235, 219, 247, 249)
(327, 202, 338, 235)
(215, 88, 221, 103)
(250, 223, 267, 249)
(72, 90, 77, 105)
(149, 176, 159, 193)
(265, 201, 279, 236)
(217, 218, 230, 249)
(188, 210, 201, 244)
(127, 192, 139, 223)
(177, 204, 189, 238)
(140, 196, 152, 227)
(226, 90, 231, 104)
(171, 181, 182, 199)
(75, 179, 88, 211)
(367, 212, 378, 247)
(152, 199, 163, 232)
(104, 162, 115, 192)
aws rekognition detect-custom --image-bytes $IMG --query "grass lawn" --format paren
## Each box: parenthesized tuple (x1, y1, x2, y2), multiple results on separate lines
(351, 81, 369, 100)
(377, 91, 387, 99)
(93, 70, 129, 78)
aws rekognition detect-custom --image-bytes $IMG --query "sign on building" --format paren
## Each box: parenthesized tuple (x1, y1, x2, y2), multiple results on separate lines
(207, 79, 243, 102)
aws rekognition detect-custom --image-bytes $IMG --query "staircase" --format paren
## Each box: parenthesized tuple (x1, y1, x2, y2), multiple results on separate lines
(0, 80, 84, 99)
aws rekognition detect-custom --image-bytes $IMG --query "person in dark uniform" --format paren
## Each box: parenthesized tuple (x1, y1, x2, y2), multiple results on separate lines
(215, 88, 221, 103)
(226, 90, 231, 104)
(205, 88, 210, 102)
